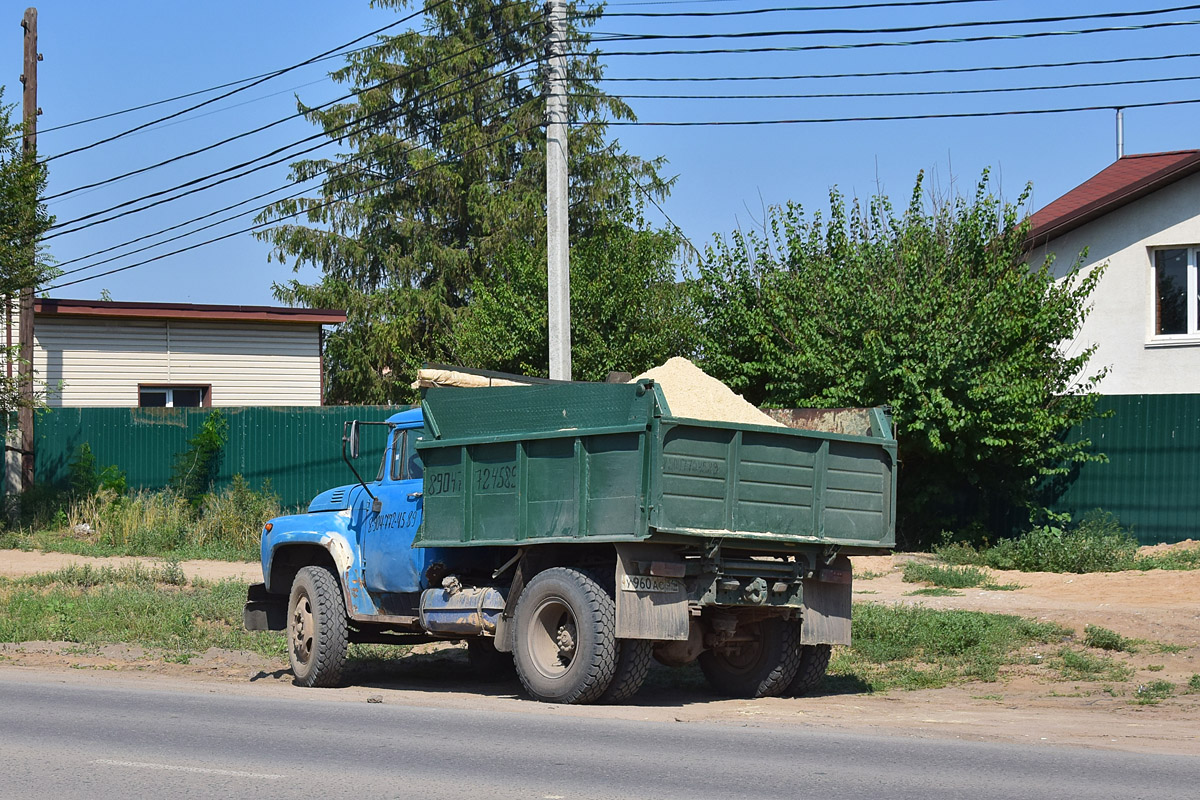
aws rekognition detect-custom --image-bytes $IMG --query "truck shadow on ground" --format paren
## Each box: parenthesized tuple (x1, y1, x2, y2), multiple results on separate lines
(339, 647, 874, 706)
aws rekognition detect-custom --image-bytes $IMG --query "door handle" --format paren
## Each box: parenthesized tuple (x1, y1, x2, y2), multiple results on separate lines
(408, 491, 423, 501)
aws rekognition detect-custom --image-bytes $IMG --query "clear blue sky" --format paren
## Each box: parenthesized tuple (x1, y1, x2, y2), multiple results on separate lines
(9, 0, 1200, 306)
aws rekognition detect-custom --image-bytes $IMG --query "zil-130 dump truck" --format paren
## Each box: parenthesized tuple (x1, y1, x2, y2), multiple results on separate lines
(245, 377, 896, 704)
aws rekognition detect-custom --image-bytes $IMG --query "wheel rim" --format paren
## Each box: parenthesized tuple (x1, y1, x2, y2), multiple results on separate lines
(291, 589, 314, 668)
(525, 596, 578, 680)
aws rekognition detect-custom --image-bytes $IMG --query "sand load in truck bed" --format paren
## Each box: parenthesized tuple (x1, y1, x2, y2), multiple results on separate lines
(633, 357, 785, 428)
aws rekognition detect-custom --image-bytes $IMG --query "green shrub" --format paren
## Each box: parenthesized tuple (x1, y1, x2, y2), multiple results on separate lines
(194, 475, 281, 556)
(171, 410, 229, 507)
(1188, 674, 1200, 692)
(935, 511, 1139, 573)
(1083, 624, 1135, 652)
(68, 443, 126, 497)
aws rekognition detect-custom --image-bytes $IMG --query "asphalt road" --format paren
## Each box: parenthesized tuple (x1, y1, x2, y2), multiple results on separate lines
(0, 671, 1194, 800)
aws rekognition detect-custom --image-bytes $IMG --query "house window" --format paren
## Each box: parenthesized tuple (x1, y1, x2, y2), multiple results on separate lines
(139, 386, 209, 407)
(1154, 248, 1191, 336)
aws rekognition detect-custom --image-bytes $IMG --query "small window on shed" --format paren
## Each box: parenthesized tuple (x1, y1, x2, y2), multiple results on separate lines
(139, 386, 209, 408)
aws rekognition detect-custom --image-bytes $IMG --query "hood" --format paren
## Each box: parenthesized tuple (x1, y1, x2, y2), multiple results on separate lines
(307, 483, 360, 513)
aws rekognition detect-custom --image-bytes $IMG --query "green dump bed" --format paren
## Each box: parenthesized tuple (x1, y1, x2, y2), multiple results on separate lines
(414, 381, 896, 550)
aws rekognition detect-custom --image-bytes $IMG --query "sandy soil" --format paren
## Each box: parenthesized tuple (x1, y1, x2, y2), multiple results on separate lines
(0, 549, 261, 582)
(1, 548, 1197, 756)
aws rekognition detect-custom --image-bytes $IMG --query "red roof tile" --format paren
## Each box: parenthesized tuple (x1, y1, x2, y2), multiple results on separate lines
(1027, 150, 1200, 246)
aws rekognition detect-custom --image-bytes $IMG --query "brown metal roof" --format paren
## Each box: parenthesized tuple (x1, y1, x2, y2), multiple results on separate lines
(1027, 150, 1200, 247)
(33, 298, 346, 325)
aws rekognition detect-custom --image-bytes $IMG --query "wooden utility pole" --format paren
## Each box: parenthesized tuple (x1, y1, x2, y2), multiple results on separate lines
(545, 0, 570, 381)
(18, 7, 39, 491)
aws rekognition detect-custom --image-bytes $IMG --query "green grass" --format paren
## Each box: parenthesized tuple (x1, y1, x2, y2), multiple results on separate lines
(0, 477, 282, 563)
(903, 587, 962, 597)
(828, 602, 1070, 691)
(1188, 674, 1200, 692)
(1083, 624, 1137, 652)
(854, 570, 890, 580)
(0, 568, 284, 660)
(1134, 680, 1175, 705)
(901, 562, 1023, 591)
(1054, 647, 1133, 682)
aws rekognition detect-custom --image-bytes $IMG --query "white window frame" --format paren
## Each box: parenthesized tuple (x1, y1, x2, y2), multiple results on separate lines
(138, 385, 209, 408)
(1148, 246, 1200, 345)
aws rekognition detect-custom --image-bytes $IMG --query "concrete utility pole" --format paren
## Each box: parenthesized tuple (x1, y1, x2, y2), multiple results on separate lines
(18, 7, 39, 491)
(545, 0, 571, 381)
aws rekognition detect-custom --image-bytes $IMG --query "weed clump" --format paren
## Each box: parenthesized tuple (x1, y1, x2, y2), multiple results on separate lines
(1083, 624, 1136, 652)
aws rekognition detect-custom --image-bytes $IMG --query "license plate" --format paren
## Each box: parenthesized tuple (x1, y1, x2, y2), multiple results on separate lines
(620, 574, 684, 593)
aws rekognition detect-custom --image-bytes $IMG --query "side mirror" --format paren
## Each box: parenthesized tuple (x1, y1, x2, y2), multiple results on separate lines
(347, 420, 361, 459)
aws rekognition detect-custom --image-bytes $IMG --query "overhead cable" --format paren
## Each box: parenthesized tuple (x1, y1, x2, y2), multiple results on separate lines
(581, 74, 1200, 101)
(43, 123, 543, 292)
(46, 7, 544, 201)
(588, 96, 1200, 126)
(46, 55, 541, 241)
(52, 67, 539, 279)
(41, 0, 452, 163)
(590, 19, 1200, 56)
(590, 51, 1200, 82)
(595, 1, 1200, 21)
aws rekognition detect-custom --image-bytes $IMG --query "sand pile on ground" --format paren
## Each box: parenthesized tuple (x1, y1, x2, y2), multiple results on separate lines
(633, 357, 784, 427)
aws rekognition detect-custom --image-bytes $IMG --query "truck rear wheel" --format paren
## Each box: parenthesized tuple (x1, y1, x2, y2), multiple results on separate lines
(699, 617, 801, 699)
(288, 566, 348, 688)
(513, 567, 617, 704)
(598, 639, 653, 704)
(786, 643, 832, 696)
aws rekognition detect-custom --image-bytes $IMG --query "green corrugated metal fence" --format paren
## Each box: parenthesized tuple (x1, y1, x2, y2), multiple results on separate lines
(1051, 394, 1200, 545)
(27, 396, 1200, 543)
(34, 406, 401, 509)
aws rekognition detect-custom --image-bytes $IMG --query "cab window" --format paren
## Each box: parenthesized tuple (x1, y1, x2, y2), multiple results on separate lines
(389, 429, 426, 481)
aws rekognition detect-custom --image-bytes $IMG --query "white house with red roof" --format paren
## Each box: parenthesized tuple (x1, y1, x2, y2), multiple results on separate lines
(8, 299, 346, 407)
(1028, 150, 1200, 394)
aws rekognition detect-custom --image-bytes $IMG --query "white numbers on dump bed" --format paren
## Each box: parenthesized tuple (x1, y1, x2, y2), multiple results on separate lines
(620, 574, 684, 593)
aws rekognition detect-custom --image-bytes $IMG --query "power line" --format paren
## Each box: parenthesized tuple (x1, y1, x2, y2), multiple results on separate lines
(589, 51, 1200, 83)
(45, 4, 543, 201)
(41, 2, 451, 163)
(44, 123, 544, 292)
(45, 54, 542, 241)
(45, 19, 548, 232)
(593, 15, 1200, 43)
(582, 73, 1200, 101)
(38, 0, 532, 137)
(595, 1, 1200, 22)
(590, 18, 1200, 56)
(52, 67, 540, 280)
(587, 96, 1200, 126)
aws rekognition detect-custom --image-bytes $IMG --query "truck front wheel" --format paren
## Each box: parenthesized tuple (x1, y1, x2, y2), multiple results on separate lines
(288, 566, 348, 688)
(699, 617, 801, 699)
(513, 568, 617, 704)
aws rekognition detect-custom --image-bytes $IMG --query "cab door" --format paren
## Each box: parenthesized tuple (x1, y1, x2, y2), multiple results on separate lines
(360, 427, 426, 594)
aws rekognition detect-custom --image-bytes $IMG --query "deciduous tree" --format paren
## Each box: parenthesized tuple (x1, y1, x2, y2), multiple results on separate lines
(694, 172, 1106, 545)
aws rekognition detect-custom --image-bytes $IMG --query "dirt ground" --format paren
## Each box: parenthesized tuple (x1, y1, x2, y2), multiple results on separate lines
(1, 547, 1197, 756)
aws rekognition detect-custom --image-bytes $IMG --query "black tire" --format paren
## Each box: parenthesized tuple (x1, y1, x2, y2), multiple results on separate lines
(598, 639, 653, 704)
(288, 566, 348, 688)
(786, 643, 832, 697)
(512, 567, 617, 704)
(467, 637, 516, 681)
(699, 617, 801, 699)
